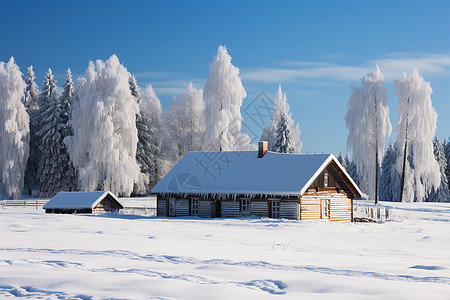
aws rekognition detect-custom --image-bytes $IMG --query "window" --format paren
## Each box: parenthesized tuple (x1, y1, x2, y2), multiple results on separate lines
(324, 172, 328, 187)
(191, 198, 199, 216)
(241, 199, 250, 216)
(321, 199, 330, 219)
(271, 201, 280, 218)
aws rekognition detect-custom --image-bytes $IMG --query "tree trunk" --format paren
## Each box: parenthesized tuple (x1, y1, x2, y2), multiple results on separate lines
(399, 115, 409, 202)
(375, 146, 379, 204)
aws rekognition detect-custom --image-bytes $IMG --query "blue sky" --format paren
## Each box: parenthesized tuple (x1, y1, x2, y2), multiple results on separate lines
(1, 0, 450, 155)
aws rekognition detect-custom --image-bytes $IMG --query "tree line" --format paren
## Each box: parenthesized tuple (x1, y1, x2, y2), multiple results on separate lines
(0, 46, 302, 199)
(342, 66, 448, 202)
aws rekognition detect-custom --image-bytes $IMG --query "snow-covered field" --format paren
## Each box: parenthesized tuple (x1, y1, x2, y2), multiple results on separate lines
(1, 202, 450, 299)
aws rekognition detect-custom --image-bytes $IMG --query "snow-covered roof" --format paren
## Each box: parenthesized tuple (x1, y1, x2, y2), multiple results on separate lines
(43, 191, 122, 209)
(152, 151, 361, 197)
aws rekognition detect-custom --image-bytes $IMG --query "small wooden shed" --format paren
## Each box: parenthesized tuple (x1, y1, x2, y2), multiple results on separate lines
(152, 142, 362, 221)
(43, 191, 123, 214)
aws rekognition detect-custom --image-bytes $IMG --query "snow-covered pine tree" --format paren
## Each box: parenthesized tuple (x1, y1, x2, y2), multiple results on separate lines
(337, 151, 347, 169)
(394, 70, 440, 202)
(141, 84, 164, 187)
(58, 68, 77, 192)
(203, 45, 250, 151)
(24, 65, 40, 194)
(346, 156, 360, 187)
(35, 68, 75, 197)
(345, 66, 392, 203)
(425, 136, 450, 202)
(24, 66, 39, 111)
(167, 82, 205, 161)
(0, 58, 29, 199)
(443, 137, 450, 187)
(129, 75, 153, 195)
(66, 55, 147, 196)
(261, 86, 301, 153)
(380, 143, 397, 201)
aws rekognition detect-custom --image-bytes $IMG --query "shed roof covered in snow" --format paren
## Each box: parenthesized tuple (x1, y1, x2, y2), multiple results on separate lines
(43, 191, 123, 210)
(152, 151, 361, 197)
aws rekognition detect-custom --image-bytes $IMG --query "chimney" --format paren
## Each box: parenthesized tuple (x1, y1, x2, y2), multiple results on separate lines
(258, 141, 268, 158)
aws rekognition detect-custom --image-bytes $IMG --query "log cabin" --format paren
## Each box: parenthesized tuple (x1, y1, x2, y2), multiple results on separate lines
(152, 141, 361, 221)
(43, 191, 123, 214)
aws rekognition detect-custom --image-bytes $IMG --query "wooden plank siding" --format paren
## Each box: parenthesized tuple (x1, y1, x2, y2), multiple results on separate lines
(92, 197, 121, 214)
(157, 198, 167, 217)
(280, 200, 298, 219)
(300, 189, 352, 221)
(175, 199, 189, 217)
(199, 200, 211, 218)
(250, 201, 268, 217)
(221, 201, 240, 217)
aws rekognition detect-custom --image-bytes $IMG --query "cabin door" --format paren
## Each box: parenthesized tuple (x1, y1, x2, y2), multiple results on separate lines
(168, 198, 176, 217)
(321, 199, 330, 219)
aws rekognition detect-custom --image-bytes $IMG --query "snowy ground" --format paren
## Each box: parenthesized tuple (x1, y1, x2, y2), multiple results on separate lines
(1, 202, 450, 299)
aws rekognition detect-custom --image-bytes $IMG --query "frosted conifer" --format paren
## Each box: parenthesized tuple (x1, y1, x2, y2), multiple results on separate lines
(167, 82, 205, 160)
(66, 55, 147, 196)
(425, 136, 450, 202)
(203, 45, 250, 151)
(0, 58, 29, 199)
(261, 86, 301, 153)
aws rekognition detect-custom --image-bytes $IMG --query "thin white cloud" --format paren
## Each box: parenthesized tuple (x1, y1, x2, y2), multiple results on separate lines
(135, 71, 175, 78)
(242, 53, 450, 84)
(149, 78, 205, 96)
(242, 65, 367, 83)
(371, 54, 450, 80)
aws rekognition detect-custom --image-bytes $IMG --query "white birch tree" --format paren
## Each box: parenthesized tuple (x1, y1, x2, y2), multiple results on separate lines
(345, 65, 392, 203)
(394, 70, 440, 202)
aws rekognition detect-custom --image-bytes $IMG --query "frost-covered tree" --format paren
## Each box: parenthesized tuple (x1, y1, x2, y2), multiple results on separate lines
(380, 143, 400, 201)
(425, 136, 450, 202)
(66, 55, 147, 196)
(443, 137, 450, 186)
(394, 70, 440, 202)
(203, 45, 250, 151)
(346, 155, 359, 187)
(58, 69, 77, 192)
(337, 151, 347, 169)
(141, 84, 165, 187)
(35, 68, 76, 197)
(345, 65, 392, 203)
(35, 69, 62, 196)
(24, 66, 40, 194)
(0, 58, 29, 199)
(129, 75, 153, 194)
(167, 82, 205, 160)
(261, 86, 301, 153)
(24, 66, 39, 111)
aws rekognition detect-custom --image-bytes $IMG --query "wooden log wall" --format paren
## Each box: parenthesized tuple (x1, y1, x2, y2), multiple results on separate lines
(221, 201, 240, 217)
(199, 200, 211, 218)
(300, 189, 352, 221)
(175, 199, 189, 217)
(280, 200, 298, 219)
(157, 198, 167, 217)
(250, 201, 268, 217)
(93, 198, 120, 214)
